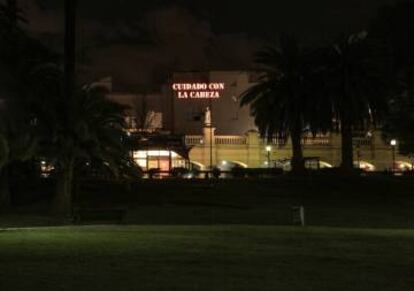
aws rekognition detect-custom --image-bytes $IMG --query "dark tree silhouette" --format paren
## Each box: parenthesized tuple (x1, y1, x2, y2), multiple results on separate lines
(0, 0, 26, 31)
(318, 32, 390, 171)
(0, 0, 55, 209)
(240, 36, 317, 173)
(382, 94, 414, 157)
(31, 64, 136, 217)
(64, 0, 77, 101)
(0, 110, 37, 210)
(372, 2, 414, 156)
(371, 1, 414, 95)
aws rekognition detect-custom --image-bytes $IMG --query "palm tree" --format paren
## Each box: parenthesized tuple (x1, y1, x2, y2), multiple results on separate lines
(372, 2, 414, 156)
(240, 36, 317, 173)
(54, 88, 133, 217)
(382, 93, 414, 157)
(32, 64, 138, 217)
(319, 32, 390, 171)
(370, 2, 414, 100)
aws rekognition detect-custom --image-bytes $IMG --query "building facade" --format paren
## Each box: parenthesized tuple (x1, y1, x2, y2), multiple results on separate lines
(187, 127, 412, 172)
(105, 71, 412, 172)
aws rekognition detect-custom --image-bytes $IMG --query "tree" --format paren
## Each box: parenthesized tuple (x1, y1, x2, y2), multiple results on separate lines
(318, 32, 390, 171)
(240, 36, 317, 173)
(20, 47, 138, 217)
(370, 1, 414, 98)
(371, 2, 414, 155)
(32, 66, 137, 217)
(382, 93, 414, 156)
(0, 111, 37, 209)
(0, 0, 24, 77)
(0, 0, 57, 209)
(64, 0, 77, 101)
(0, 0, 57, 92)
(0, 0, 26, 32)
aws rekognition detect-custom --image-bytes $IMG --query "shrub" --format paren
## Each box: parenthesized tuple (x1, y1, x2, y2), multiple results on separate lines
(404, 171, 414, 176)
(171, 167, 189, 178)
(231, 167, 246, 178)
(148, 168, 160, 179)
(212, 167, 222, 179)
(190, 168, 201, 178)
(231, 167, 283, 178)
(268, 168, 284, 176)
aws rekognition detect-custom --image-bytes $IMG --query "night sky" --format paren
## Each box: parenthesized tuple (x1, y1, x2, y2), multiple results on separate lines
(19, 0, 401, 91)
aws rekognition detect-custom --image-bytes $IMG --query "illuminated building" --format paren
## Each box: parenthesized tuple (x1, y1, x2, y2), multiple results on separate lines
(105, 72, 413, 172)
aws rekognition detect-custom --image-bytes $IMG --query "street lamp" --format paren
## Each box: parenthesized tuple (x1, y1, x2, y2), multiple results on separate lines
(266, 146, 272, 168)
(390, 139, 397, 172)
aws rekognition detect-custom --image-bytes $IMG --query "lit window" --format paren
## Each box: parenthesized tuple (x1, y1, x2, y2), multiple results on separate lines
(147, 150, 178, 158)
(133, 151, 147, 159)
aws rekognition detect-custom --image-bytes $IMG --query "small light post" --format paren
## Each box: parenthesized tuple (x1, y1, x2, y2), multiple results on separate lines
(390, 139, 397, 172)
(266, 146, 272, 168)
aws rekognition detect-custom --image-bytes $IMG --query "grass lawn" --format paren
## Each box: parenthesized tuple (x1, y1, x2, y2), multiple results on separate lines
(1, 225, 414, 291)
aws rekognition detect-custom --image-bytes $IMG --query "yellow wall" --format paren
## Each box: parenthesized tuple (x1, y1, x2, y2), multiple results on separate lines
(188, 129, 411, 171)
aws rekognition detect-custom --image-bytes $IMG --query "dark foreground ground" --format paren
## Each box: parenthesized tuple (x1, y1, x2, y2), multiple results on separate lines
(1, 225, 414, 291)
(2, 174, 414, 228)
(1, 175, 414, 290)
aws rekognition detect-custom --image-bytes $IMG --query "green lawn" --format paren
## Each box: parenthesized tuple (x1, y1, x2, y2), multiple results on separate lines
(2, 176, 414, 290)
(1, 225, 414, 290)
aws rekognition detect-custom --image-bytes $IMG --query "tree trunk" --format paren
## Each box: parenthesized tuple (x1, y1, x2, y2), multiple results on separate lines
(52, 160, 74, 218)
(64, 0, 77, 100)
(290, 126, 305, 173)
(340, 120, 354, 171)
(0, 168, 11, 210)
(340, 60, 355, 172)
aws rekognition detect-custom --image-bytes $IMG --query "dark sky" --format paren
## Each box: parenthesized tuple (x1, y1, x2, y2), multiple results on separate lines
(34, 0, 399, 38)
(18, 0, 402, 91)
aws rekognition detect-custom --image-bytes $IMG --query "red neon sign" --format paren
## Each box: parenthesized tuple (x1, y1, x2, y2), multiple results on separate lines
(172, 82, 225, 99)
